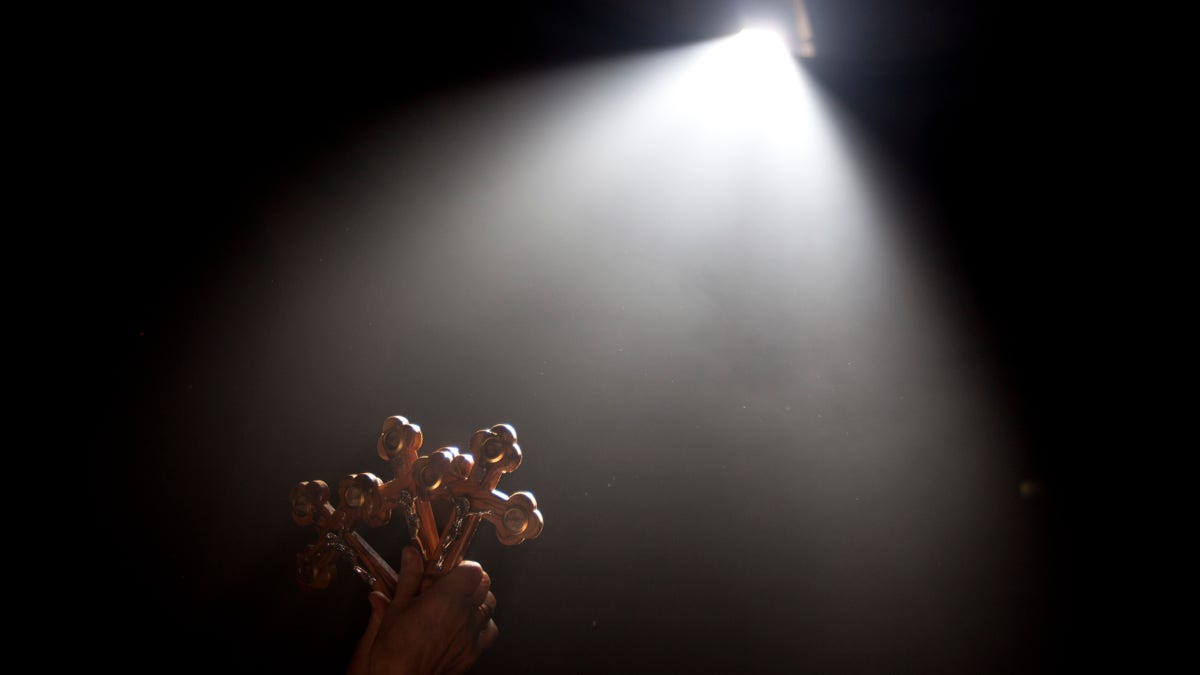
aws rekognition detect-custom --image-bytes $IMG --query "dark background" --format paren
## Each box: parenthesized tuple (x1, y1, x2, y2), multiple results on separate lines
(93, 1, 1113, 672)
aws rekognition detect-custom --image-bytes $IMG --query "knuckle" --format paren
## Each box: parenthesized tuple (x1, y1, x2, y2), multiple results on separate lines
(456, 563, 484, 586)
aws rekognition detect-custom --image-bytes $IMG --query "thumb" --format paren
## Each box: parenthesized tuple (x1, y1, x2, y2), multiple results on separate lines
(347, 592, 389, 675)
(389, 546, 424, 612)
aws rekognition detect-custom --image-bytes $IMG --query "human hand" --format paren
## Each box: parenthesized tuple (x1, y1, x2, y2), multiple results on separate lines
(347, 547, 498, 675)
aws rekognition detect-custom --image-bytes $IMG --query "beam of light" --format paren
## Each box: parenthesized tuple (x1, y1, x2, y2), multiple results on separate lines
(694, 28, 801, 120)
(249, 30, 1028, 670)
(283, 33, 965, 415)
(733, 27, 789, 58)
(236, 26, 1041, 667)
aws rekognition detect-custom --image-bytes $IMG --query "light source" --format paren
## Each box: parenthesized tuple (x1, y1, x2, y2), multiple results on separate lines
(739, 0, 817, 58)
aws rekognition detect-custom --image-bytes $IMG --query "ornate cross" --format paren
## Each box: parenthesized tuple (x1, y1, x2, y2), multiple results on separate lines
(290, 415, 544, 597)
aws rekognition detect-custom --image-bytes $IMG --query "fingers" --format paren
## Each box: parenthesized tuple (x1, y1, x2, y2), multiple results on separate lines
(472, 590, 497, 631)
(477, 619, 499, 652)
(436, 561, 498, 645)
(347, 591, 389, 675)
(438, 560, 485, 602)
(468, 570, 491, 608)
(389, 546, 424, 613)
